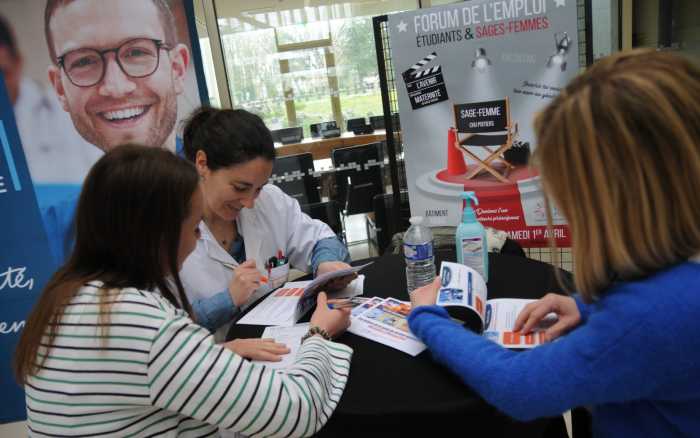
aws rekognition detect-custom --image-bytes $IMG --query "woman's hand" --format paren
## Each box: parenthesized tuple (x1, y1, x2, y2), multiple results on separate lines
(224, 338, 290, 361)
(409, 277, 441, 309)
(316, 261, 357, 292)
(228, 260, 263, 307)
(513, 293, 581, 342)
(309, 292, 351, 339)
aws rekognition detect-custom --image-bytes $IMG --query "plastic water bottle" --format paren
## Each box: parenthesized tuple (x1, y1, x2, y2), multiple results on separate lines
(403, 216, 436, 294)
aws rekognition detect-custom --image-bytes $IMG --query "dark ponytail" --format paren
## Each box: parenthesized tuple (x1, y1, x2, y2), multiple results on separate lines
(182, 106, 276, 170)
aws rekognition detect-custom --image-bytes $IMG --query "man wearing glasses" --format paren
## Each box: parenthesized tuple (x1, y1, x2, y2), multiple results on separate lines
(45, 0, 189, 153)
(39, 0, 189, 263)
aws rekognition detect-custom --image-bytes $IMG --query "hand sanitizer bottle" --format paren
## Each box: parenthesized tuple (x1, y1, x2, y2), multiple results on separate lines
(456, 192, 488, 279)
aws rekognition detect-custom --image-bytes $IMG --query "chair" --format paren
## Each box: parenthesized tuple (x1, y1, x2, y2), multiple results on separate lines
(271, 127, 303, 144)
(368, 191, 410, 254)
(270, 153, 320, 206)
(332, 143, 385, 243)
(301, 201, 344, 242)
(346, 117, 374, 135)
(310, 121, 341, 139)
(453, 98, 517, 183)
(369, 115, 385, 130)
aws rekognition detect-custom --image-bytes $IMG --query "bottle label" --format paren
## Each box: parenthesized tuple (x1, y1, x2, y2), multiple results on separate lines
(404, 242, 433, 261)
(460, 236, 483, 254)
(461, 237, 485, 277)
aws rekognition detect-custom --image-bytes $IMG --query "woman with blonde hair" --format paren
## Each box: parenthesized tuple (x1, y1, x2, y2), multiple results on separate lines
(408, 49, 700, 437)
(15, 145, 352, 437)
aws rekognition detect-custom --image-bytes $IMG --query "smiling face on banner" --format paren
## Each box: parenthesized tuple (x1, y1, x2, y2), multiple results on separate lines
(46, 0, 189, 152)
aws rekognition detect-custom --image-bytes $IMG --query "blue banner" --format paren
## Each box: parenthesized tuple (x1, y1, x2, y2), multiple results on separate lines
(0, 73, 56, 423)
(0, 0, 209, 422)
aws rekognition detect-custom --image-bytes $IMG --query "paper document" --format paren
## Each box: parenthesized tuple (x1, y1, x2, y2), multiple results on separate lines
(237, 275, 366, 326)
(348, 297, 426, 356)
(252, 323, 310, 369)
(237, 281, 311, 326)
(483, 298, 553, 349)
(305, 262, 372, 295)
(437, 262, 554, 350)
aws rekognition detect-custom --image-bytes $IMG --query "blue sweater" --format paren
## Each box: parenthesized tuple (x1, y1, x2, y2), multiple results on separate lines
(408, 261, 700, 437)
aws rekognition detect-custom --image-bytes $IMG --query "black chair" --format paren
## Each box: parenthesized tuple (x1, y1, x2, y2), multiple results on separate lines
(271, 127, 303, 144)
(331, 142, 384, 217)
(391, 112, 401, 131)
(346, 117, 374, 135)
(310, 121, 341, 139)
(368, 190, 410, 255)
(301, 201, 344, 242)
(270, 153, 320, 205)
(369, 115, 385, 130)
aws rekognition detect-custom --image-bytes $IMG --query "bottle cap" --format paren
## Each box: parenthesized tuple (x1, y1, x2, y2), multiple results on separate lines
(409, 216, 424, 225)
(460, 192, 479, 223)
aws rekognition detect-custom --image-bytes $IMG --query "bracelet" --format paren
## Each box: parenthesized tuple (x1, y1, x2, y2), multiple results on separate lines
(301, 325, 332, 343)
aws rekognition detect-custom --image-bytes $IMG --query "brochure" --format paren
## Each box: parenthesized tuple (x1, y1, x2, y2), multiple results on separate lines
(252, 323, 310, 369)
(437, 261, 551, 349)
(237, 270, 367, 326)
(348, 297, 427, 356)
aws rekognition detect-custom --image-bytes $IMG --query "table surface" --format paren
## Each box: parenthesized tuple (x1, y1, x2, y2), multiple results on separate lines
(227, 252, 571, 436)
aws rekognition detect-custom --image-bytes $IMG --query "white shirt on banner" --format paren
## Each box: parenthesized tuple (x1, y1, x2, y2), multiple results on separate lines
(13, 77, 102, 184)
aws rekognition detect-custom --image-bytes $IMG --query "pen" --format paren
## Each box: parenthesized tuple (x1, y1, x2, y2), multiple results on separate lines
(327, 297, 367, 310)
(215, 260, 268, 283)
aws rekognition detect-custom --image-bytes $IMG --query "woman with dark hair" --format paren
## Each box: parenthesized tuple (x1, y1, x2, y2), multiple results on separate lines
(407, 49, 700, 437)
(180, 107, 353, 349)
(15, 145, 352, 437)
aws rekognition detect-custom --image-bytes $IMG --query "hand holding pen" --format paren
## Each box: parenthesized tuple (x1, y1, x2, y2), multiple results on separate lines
(227, 260, 269, 307)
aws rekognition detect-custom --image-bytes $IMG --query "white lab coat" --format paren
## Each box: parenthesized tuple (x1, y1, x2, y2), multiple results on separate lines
(180, 184, 336, 340)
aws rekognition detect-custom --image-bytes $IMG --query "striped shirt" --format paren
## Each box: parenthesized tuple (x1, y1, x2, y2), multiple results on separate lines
(25, 283, 353, 437)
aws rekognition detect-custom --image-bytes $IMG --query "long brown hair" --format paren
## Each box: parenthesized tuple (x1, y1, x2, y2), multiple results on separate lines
(534, 49, 700, 301)
(14, 145, 199, 382)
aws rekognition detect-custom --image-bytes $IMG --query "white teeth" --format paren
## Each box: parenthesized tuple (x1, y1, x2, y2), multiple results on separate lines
(102, 107, 146, 121)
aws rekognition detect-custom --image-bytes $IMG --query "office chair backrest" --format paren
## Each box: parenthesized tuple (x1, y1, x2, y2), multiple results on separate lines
(301, 201, 343, 240)
(369, 115, 385, 130)
(271, 127, 304, 144)
(331, 142, 384, 215)
(372, 191, 410, 254)
(346, 117, 374, 135)
(310, 121, 340, 139)
(270, 153, 320, 205)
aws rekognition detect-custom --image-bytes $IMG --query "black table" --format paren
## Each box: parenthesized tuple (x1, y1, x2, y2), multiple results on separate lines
(228, 252, 572, 437)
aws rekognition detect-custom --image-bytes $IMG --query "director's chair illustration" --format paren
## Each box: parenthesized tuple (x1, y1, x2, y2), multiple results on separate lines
(453, 98, 517, 183)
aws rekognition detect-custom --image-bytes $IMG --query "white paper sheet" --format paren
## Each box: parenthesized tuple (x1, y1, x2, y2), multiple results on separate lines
(252, 323, 310, 369)
(348, 297, 426, 356)
(237, 281, 311, 326)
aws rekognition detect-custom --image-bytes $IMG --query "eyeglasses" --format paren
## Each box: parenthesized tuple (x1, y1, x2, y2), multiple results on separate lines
(57, 38, 170, 88)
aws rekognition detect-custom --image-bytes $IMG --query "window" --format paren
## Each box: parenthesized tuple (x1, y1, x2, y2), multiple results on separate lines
(211, 0, 416, 137)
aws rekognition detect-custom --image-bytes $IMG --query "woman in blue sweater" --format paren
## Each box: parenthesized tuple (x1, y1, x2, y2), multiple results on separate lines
(408, 49, 700, 437)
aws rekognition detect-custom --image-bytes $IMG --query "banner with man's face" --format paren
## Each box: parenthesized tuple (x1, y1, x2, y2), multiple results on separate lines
(0, 0, 206, 422)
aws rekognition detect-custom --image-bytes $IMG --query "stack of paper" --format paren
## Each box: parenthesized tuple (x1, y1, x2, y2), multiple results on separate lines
(237, 263, 371, 326)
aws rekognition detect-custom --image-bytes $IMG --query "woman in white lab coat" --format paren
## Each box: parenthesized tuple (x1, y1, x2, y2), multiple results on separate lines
(180, 107, 353, 354)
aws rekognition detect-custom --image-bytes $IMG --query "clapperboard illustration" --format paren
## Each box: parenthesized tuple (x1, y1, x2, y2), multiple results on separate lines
(402, 52, 449, 110)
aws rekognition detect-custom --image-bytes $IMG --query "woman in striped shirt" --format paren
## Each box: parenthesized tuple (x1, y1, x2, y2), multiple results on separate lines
(14, 145, 353, 437)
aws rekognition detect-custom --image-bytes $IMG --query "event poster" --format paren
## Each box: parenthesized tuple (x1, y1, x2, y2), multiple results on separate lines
(0, 0, 206, 422)
(389, 0, 578, 246)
